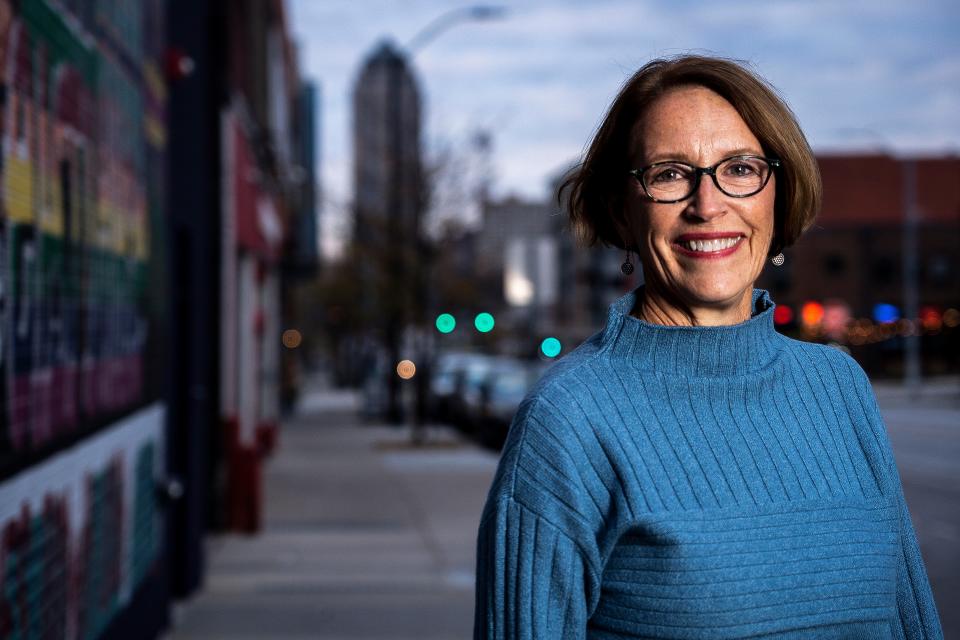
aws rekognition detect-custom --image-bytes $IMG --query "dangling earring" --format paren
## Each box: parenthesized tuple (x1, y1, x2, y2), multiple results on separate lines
(621, 251, 635, 275)
(771, 252, 785, 266)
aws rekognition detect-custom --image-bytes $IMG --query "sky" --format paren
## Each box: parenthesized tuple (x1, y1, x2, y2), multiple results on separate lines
(286, 0, 960, 257)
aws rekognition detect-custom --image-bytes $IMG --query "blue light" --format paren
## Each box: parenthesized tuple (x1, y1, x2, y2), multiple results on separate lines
(873, 303, 900, 324)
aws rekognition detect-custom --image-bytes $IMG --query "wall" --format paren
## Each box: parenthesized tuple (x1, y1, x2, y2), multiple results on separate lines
(0, 0, 167, 637)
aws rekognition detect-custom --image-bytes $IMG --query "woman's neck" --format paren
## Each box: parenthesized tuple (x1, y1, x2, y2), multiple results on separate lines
(634, 282, 753, 327)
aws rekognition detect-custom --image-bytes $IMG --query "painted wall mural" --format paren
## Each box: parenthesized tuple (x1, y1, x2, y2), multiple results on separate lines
(0, 0, 166, 637)
(0, 0, 154, 469)
(0, 405, 164, 639)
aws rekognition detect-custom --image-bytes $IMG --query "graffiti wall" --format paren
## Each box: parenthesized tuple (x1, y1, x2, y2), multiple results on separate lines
(0, 0, 166, 637)
(0, 0, 157, 468)
(0, 405, 164, 639)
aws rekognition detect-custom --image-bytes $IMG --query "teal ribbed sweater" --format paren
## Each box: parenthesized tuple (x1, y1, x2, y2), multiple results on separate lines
(475, 289, 942, 639)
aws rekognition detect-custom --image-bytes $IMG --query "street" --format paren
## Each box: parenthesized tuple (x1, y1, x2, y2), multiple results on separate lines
(167, 378, 960, 639)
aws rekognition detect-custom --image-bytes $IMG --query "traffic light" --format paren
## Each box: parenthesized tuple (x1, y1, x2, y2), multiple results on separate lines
(435, 313, 456, 334)
(541, 337, 562, 358)
(474, 312, 495, 333)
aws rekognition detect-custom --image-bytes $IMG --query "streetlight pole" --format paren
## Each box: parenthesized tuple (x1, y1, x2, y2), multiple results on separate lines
(381, 6, 505, 428)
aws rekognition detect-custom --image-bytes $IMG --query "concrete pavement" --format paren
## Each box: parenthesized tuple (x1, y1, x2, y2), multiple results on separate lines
(166, 386, 498, 640)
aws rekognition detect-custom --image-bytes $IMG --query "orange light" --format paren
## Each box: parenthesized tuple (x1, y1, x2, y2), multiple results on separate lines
(396, 359, 416, 380)
(282, 329, 302, 349)
(801, 302, 824, 328)
(944, 308, 960, 328)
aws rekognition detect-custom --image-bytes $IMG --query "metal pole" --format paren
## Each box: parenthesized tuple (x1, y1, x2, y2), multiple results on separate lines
(901, 159, 921, 394)
(385, 51, 405, 424)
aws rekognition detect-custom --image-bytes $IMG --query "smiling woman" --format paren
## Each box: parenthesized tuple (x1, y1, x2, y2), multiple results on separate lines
(474, 55, 943, 639)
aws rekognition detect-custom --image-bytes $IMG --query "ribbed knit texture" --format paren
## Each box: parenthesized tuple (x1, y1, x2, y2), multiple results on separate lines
(474, 289, 942, 639)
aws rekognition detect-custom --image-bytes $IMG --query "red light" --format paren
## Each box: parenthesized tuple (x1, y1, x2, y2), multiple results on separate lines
(920, 305, 942, 331)
(774, 305, 794, 325)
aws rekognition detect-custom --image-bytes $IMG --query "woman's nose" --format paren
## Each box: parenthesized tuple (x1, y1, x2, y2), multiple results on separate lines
(684, 174, 727, 221)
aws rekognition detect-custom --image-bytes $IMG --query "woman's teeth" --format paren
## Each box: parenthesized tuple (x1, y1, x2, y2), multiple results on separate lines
(679, 237, 742, 252)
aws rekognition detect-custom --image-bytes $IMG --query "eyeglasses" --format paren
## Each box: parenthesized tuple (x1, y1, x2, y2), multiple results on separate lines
(629, 155, 780, 203)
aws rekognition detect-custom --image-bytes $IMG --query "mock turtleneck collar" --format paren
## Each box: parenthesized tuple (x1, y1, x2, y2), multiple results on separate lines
(602, 287, 784, 377)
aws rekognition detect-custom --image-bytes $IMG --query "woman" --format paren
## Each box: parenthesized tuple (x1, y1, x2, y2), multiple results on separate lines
(474, 55, 942, 639)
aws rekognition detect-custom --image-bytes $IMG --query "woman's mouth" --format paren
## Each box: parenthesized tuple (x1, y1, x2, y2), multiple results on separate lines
(673, 234, 745, 258)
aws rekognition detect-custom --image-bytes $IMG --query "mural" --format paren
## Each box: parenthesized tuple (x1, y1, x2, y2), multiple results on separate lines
(0, 0, 152, 468)
(0, 405, 164, 639)
(0, 1, 166, 638)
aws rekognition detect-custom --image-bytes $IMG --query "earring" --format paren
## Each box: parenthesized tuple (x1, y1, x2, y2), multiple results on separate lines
(771, 252, 785, 267)
(621, 251, 635, 275)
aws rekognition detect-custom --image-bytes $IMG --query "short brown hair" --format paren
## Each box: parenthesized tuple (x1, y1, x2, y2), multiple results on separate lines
(560, 55, 821, 255)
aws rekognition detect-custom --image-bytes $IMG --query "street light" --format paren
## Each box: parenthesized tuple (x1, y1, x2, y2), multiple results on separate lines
(381, 6, 506, 426)
(406, 6, 507, 56)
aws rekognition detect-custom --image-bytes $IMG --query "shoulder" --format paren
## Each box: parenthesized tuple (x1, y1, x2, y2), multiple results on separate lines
(778, 336, 896, 468)
(482, 339, 614, 531)
(778, 335, 872, 390)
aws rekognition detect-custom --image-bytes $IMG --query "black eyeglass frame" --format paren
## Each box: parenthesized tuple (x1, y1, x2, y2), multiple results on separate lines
(628, 155, 781, 203)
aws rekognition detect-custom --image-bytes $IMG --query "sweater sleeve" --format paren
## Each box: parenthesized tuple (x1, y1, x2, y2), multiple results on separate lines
(474, 496, 593, 639)
(473, 396, 602, 639)
(851, 365, 943, 639)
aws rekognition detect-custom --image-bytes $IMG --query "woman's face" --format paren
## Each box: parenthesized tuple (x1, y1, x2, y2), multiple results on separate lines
(624, 85, 775, 323)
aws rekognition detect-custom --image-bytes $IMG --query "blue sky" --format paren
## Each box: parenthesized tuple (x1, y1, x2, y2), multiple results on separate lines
(287, 0, 960, 254)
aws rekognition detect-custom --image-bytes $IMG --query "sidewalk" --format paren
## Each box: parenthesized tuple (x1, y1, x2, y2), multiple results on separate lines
(167, 383, 499, 640)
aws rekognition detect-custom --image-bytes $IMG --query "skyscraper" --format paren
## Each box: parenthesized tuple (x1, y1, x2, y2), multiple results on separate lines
(352, 40, 423, 249)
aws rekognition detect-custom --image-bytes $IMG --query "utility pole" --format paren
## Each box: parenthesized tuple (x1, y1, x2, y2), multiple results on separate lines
(901, 158, 921, 395)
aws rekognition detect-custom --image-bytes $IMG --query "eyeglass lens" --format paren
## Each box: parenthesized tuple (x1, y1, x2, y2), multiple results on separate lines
(644, 156, 772, 200)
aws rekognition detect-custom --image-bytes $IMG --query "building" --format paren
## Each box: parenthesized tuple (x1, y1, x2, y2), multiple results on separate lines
(0, 1, 318, 637)
(471, 189, 628, 357)
(0, 0, 169, 636)
(351, 41, 423, 251)
(760, 153, 960, 375)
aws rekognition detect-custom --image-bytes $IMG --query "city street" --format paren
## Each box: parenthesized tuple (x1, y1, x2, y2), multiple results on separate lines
(167, 377, 960, 639)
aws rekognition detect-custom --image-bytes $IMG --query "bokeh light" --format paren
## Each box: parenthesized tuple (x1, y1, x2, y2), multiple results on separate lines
(435, 313, 456, 334)
(944, 308, 960, 328)
(800, 302, 824, 328)
(920, 306, 942, 332)
(873, 303, 899, 324)
(396, 360, 416, 380)
(475, 312, 495, 333)
(773, 305, 794, 326)
(541, 337, 562, 358)
(282, 329, 302, 349)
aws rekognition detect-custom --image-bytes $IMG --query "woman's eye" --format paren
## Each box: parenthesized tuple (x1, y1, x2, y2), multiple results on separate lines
(725, 162, 759, 177)
(650, 166, 686, 182)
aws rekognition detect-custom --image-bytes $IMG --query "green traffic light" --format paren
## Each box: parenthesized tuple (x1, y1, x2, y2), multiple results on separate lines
(435, 313, 456, 334)
(541, 337, 561, 358)
(474, 312, 495, 333)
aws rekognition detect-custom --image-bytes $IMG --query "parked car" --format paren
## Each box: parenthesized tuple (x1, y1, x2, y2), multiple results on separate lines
(474, 360, 549, 449)
(428, 351, 483, 424)
(446, 355, 509, 433)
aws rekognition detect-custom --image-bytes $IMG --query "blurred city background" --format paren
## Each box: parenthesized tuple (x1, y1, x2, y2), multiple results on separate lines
(0, 1, 956, 639)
